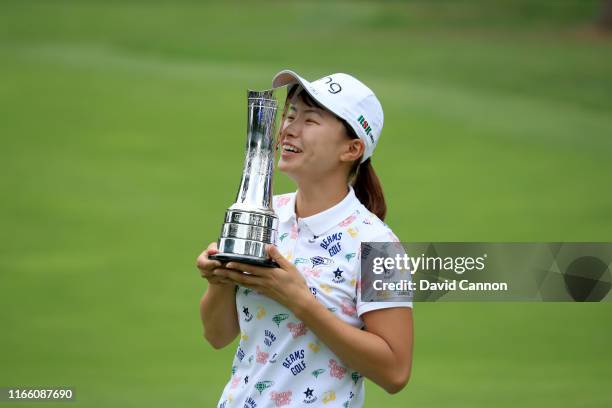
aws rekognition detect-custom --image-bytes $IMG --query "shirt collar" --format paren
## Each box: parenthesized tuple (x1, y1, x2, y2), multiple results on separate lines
(277, 186, 360, 236)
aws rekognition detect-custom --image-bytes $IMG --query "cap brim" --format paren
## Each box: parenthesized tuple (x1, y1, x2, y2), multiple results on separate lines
(272, 69, 334, 114)
(272, 69, 310, 89)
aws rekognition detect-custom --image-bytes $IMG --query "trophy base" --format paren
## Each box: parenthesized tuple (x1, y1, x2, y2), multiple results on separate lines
(209, 253, 279, 269)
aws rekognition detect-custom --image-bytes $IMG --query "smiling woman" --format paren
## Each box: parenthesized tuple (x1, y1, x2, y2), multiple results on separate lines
(281, 82, 388, 222)
(197, 69, 414, 407)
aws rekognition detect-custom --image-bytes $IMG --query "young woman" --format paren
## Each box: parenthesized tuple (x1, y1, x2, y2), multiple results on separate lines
(197, 70, 414, 407)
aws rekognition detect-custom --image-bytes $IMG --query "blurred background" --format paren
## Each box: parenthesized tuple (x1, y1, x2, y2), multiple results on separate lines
(1, 0, 611, 407)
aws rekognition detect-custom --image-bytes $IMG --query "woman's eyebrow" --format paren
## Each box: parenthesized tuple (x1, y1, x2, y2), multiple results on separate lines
(303, 108, 323, 117)
(287, 105, 323, 118)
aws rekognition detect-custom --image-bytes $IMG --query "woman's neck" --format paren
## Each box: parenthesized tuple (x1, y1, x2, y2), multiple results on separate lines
(294, 177, 349, 219)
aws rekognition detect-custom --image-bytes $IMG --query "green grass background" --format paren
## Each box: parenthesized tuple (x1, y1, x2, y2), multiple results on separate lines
(1, 1, 611, 407)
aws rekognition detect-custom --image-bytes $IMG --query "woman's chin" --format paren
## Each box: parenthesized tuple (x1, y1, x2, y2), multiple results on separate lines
(278, 159, 297, 173)
(278, 161, 303, 180)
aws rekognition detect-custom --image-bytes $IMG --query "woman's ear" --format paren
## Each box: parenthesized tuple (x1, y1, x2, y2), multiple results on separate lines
(340, 139, 365, 163)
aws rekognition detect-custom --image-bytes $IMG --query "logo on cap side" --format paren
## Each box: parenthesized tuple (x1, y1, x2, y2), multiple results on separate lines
(357, 115, 374, 143)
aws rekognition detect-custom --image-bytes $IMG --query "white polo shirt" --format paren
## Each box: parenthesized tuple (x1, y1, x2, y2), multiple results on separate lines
(216, 186, 412, 408)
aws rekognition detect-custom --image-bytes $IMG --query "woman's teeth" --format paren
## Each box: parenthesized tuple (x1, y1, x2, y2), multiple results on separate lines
(282, 144, 302, 153)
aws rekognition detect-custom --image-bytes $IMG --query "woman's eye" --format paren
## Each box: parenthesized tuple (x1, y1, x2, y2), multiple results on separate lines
(305, 119, 318, 124)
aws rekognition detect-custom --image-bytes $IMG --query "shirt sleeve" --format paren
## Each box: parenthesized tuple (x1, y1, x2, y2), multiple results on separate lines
(356, 233, 413, 318)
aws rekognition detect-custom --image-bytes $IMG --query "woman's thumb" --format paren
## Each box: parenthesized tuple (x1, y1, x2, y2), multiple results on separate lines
(267, 245, 291, 269)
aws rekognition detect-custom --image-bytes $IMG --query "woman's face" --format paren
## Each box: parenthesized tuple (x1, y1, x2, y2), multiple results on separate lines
(278, 96, 353, 181)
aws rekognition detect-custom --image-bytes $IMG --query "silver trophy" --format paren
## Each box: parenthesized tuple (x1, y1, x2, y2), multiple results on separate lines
(210, 89, 286, 267)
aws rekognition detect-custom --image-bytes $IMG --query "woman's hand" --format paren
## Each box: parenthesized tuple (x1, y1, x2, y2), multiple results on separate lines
(196, 242, 236, 287)
(198, 242, 240, 349)
(213, 245, 312, 311)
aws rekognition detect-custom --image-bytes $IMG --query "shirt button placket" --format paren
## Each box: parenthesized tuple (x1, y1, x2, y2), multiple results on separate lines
(293, 219, 301, 254)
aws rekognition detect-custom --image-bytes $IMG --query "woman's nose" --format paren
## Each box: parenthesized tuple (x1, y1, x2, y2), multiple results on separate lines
(281, 119, 300, 139)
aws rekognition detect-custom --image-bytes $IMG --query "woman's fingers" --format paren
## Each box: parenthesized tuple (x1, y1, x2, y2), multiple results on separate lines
(266, 245, 294, 270)
(201, 267, 234, 279)
(201, 266, 235, 285)
(196, 242, 222, 272)
(197, 256, 221, 272)
(214, 267, 263, 288)
(206, 241, 219, 254)
(225, 262, 268, 277)
(212, 267, 238, 275)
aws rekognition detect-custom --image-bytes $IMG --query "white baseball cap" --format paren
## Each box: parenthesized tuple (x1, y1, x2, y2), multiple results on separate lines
(272, 69, 384, 164)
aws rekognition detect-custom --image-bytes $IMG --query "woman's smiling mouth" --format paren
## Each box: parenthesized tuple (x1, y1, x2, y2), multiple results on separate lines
(281, 143, 302, 156)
